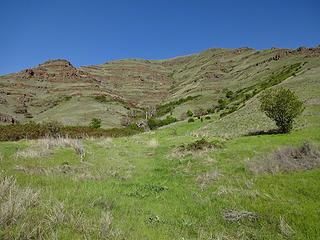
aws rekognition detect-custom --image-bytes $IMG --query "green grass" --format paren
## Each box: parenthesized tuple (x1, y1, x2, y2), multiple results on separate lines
(1, 110, 320, 239)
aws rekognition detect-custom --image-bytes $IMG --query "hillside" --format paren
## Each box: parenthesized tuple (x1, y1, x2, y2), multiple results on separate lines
(1, 47, 320, 239)
(0, 47, 319, 128)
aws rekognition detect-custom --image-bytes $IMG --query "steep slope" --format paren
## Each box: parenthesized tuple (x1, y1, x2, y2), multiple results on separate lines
(0, 47, 319, 128)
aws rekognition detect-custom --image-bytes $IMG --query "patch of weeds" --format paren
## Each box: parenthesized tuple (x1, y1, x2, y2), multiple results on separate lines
(94, 95, 108, 103)
(125, 184, 168, 198)
(197, 170, 222, 189)
(0, 175, 40, 229)
(15, 137, 86, 161)
(64, 95, 72, 101)
(279, 216, 295, 238)
(147, 138, 159, 148)
(100, 211, 113, 239)
(247, 142, 320, 174)
(156, 95, 201, 117)
(179, 138, 223, 152)
(92, 197, 113, 211)
(146, 215, 163, 225)
(223, 209, 258, 222)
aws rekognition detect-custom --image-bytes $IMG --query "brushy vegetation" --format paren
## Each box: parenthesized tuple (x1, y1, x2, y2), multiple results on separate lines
(0, 122, 142, 141)
(213, 63, 303, 117)
(90, 118, 102, 129)
(178, 138, 223, 152)
(259, 88, 304, 133)
(188, 118, 195, 123)
(147, 116, 177, 130)
(186, 110, 193, 117)
(248, 142, 320, 174)
(155, 95, 200, 117)
(94, 95, 108, 103)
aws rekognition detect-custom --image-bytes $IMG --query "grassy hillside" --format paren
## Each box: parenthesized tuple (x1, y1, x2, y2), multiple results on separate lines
(0, 84, 320, 239)
(1, 47, 319, 128)
(1, 47, 319, 238)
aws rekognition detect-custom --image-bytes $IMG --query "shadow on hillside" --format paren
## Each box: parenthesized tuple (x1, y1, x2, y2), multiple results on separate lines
(245, 129, 280, 137)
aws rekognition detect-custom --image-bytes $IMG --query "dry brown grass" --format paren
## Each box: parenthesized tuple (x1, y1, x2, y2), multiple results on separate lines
(100, 211, 113, 239)
(279, 216, 294, 237)
(248, 142, 320, 174)
(97, 137, 114, 148)
(14, 163, 105, 182)
(0, 176, 39, 228)
(197, 170, 222, 189)
(148, 138, 159, 148)
(0, 174, 106, 238)
(15, 137, 86, 161)
(223, 209, 258, 222)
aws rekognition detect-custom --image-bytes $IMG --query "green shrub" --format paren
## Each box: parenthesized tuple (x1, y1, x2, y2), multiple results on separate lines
(207, 108, 215, 114)
(64, 96, 72, 101)
(156, 95, 200, 117)
(94, 95, 108, 103)
(90, 118, 102, 129)
(147, 116, 177, 130)
(259, 88, 304, 133)
(188, 118, 195, 123)
(179, 138, 223, 151)
(226, 90, 234, 99)
(217, 98, 228, 110)
(205, 116, 211, 120)
(186, 110, 193, 117)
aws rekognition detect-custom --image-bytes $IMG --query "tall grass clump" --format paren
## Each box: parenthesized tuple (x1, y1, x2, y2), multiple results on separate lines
(0, 176, 39, 228)
(248, 142, 320, 174)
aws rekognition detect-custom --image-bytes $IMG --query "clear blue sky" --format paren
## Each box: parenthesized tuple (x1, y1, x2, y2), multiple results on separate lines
(0, 0, 319, 75)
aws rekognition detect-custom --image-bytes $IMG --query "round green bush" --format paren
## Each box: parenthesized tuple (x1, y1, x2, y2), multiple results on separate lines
(188, 118, 195, 123)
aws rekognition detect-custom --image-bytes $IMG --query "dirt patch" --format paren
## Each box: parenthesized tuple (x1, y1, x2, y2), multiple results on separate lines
(247, 142, 320, 174)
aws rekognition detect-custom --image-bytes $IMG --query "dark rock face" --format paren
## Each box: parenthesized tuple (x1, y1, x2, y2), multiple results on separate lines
(21, 59, 92, 82)
(25, 69, 35, 77)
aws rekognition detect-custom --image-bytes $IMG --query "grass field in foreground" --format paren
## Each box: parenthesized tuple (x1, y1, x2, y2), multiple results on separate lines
(0, 113, 320, 239)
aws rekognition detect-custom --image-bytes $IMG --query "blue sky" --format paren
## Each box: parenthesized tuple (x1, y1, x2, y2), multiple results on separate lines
(0, 0, 319, 75)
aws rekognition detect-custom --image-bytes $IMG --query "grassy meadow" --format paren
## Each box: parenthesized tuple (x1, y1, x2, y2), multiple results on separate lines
(1, 104, 320, 239)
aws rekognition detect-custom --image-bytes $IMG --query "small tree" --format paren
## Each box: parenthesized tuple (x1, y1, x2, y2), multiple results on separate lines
(259, 88, 304, 133)
(90, 118, 101, 129)
(226, 90, 234, 99)
(186, 110, 193, 117)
